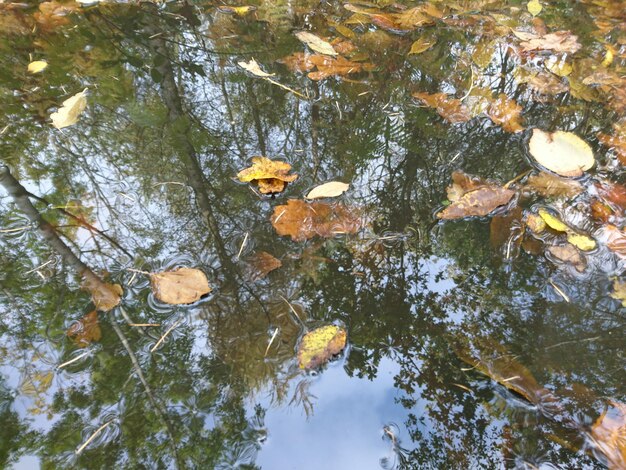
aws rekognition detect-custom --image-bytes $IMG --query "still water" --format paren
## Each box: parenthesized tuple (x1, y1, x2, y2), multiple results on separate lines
(0, 0, 624, 468)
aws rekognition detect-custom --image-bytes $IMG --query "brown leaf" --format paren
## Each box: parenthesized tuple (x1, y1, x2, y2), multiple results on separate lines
(257, 178, 286, 194)
(297, 325, 347, 369)
(438, 185, 515, 220)
(490, 207, 523, 258)
(591, 401, 626, 469)
(34, 1, 77, 32)
(279, 52, 316, 73)
(413, 92, 472, 124)
(514, 30, 582, 54)
(598, 120, 626, 165)
(393, 6, 436, 30)
(524, 172, 583, 198)
(82, 275, 122, 312)
(245, 251, 282, 281)
(271, 199, 363, 241)
(67, 311, 101, 348)
(149, 267, 211, 305)
(487, 94, 524, 133)
(547, 244, 586, 272)
(307, 54, 373, 81)
(446, 171, 489, 202)
(590, 200, 615, 223)
(595, 180, 626, 210)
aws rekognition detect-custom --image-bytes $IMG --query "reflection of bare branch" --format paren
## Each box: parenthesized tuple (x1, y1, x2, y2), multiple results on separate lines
(289, 378, 316, 418)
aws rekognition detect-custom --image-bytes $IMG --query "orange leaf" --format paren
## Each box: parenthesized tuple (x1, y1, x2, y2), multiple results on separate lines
(487, 93, 525, 133)
(245, 251, 282, 281)
(591, 401, 626, 469)
(67, 311, 101, 348)
(413, 92, 472, 123)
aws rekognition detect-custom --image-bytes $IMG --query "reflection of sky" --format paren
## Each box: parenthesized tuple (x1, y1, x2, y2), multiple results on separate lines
(255, 357, 413, 470)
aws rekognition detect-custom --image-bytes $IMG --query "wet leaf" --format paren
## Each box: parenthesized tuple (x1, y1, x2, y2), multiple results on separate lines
(528, 129, 594, 177)
(271, 199, 363, 241)
(279, 52, 316, 73)
(602, 225, 626, 259)
(245, 251, 282, 281)
(597, 120, 626, 164)
(238, 59, 274, 78)
(538, 209, 596, 251)
(67, 311, 101, 348)
(305, 181, 349, 199)
(307, 54, 373, 81)
(547, 244, 586, 272)
(545, 56, 572, 77)
(408, 37, 436, 55)
(297, 325, 347, 369)
(595, 179, 626, 210)
(295, 31, 337, 56)
(524, 172, 583, 198)
(527, 0, 542, 16)
(237, 157, 298, 194)
(34, 1, 76, 32)
(446, 171, 488, 202)
(50, 88, 88, 129)
(437, 181, 514, 220)
(538, 209, 571, 233)
(149, 268, 211, 305)
(591, 401, 626, 469)
(27, 60, 47, 74)
(393, 6, 437, 30)
(82, 278, 122, 312)
(413, 92, 471, 124)
(610, 280, 626, 307)
(567, 233, 596, 251)
(217, 5, 256, 15)
(487, 94, 524, 133)
(526, 213, 546, 233)
(514, 30, 581, 54)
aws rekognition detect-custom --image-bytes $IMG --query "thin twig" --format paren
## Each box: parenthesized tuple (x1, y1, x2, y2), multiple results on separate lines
(279, 295, 306, 329)
(236, 232, 249, 260)
(264, 327, 280, 357)
(75, 419, 114, 455)
(150, 317, 184, 353)
(57, 350, 90, 370)
(129, 323, 161, 327)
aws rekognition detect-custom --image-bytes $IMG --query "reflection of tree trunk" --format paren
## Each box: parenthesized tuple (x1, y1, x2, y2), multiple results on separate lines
(310, 82, 321, 181)
(246, 81, 267, 155)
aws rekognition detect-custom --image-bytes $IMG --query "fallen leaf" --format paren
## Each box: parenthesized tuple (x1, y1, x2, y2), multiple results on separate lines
(590, 200, 614, 223)
(238, 58, 275, 78)
(446, 171, 488, 202)
(598, 120, 626, 164)
(528, 129, 594, 177)
(34, 1, 76, 32)
(524, 172, 583, 198)
(307, 54, 373, 81)
(50, 88, 88, 129)
(526, 213, 546, 233)
(67, 311, 101, 348)
(567, 233, 596, 251)
(602, 225, 626, 259)
(295, 31, 337, 56)
(297, 325, 347, 369)
(595, 179, 626, 210)
(413, 92, 472, 124)
(306, 181, 350, 199)
(150, 267, 211, 305)
(538, 209, 596, 251)
(514, 30, 581, 54)
(245, 251, 282, 281)
(279, 52, 316, 73)
(393, 6, 437, 30)
(487, 94, 524, 133)
(408, 37, 436, 55)
(257, 178, 287, 194)
(527, 0, 542, 16)
(217, 5, 256, 15)
(271, 199, 363, 241)
(82, 276, 122, 312)
(538, 208, 571, 233)
(516, 68, 569, 95)
(591, 401, 626, 469)
(547, 244, 586, 272)
(437, 184, 515, 220)
(28, 60, 48, 74)
(545, 56, 572, 77)
(237, 156, 298, 194)
(610, 280, 626, 307)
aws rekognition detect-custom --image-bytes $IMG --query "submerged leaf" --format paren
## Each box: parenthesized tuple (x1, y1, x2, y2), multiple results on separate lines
(82, 277, 122, 312)
(524, 172, 583, 198)
(438, 184, 514, 220)
(298, 325, 347, 369)
(408, 37, 436, 55)
(295, 31, 337, 56)
(150, 267, 211, 305)
(487, 94, 524, 133)
(306, 54, 373, 81)
(591, 401, 626, 469)
(547, 244, 586, 272)
(528, 129, 594, 177)
(67, 311, 101, 348)
(50, 88, 88, 129)
(28, 60, 48, 74)
(306, 181, 350, 199)
(413, 92, 471, 124)
(245, 251, 282, 281)
(514, 30, 581, 54)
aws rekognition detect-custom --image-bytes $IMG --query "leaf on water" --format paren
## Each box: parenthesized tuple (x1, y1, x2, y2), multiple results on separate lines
(527, 0, 542, 16)
(28, 60, 47, 74)
(515, 67, 569, 95)
(271, 199, 363, 241)
(238, 58, 275, 78)
(538, 208, 570, 233)
(524, 172, 583, 198)
(50, 88, 88, 129)
(446, 171, 488, 202)
(490, 207, 523, 258)
(413, 92, 471, 124)
(547, 243, 586, 272)
(295, 31, 337, 56)
(591, 401, 626, 469)
(487, 93, 524, 133)
(597, 120, 626, 165)
(538, 209, 596, 251)
(602, 225, 626, 259)
(297, 325, 347, 369)
(545, 55, 572, 77)
(236, 156, 298, 194)
(567, 233, 596, 251)
(393, 6, 437, 30)
(595, 179, 626, 210)
(217, 5, 256, 15)
(305, 181, 350, 199)
(67, 310, 101, 348)
(408, 37, 436, 55)
(82, 277, 122, 312)
(306, 54, 373, 81)
(610, 280, 626, 307)
(438, 173, 514, 220)
(244, 251, 282, 282)
(514, 30, 581, 54)
(279, 52, 316, 73)
(149, 267, 211, 305)
(526, 213, 546, 233)
(528, 129, 594, 177)
(35, 1, 77, 32)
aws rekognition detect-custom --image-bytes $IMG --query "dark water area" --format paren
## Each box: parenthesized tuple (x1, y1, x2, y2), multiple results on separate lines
(0, 0, 625, 468)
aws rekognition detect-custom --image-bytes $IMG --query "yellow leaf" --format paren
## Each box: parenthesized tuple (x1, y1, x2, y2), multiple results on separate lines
(305, 181, 350, 199)
(527, 0, 542, 16)
(566, 232, 596, 251)
(297, 325, 347, 369)
(295, 31, 337, 56)
(528, 129, 594, 177)
(218, 5, 256, 15)
(27, 60, 48, 74)
(602, 45, 615, 67)
(408, 37, 436, 55)
(545, 56, 572, 77)
(538, 209, 570, 232)
(237, 157, 298, 184)
(610, 280, 626, 307)
(50, 88, 88, 129)
(149, 267, 211, 305)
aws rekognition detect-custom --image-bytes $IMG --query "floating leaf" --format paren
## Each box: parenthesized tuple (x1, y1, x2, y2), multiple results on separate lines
(279, 52, 316, 73)
(446, 171, 488, 202)
(610, 280, 626, 307)
(67, 311, 101, 348)
(237, 156, 298, 194)
(567, 233, 596, 251)
(528, 129, 594, 177)
(538, 209, 596, 250)
(538, 209, 570, 232)
(50, 88, 88, 129)
(408, 37, 436, 55)
(545, 56, 572, 77)
(487, 94, 524, 133)
(413, 92, 471, 124)
(305, 181, 350, 199)
(524, 172, 583, 198)
(306, 54, 373, 81)
(271, 199, 363, 241)
(514, 30, 581, 54)
(591, 401, 626, 469)
(526, 213, 546, 233)
(245, 251, 282, 281)
(149, 267, 211, 305)
(547, 244, 586, 272)
(82, 276, 122, 312)
(27, 60, 47, 74)
(217, 5, 256, 15)
(527, 0, 542, 16)
(438, 184, 514, 220)
(297, 325, 347, 369)
(295, 31, 337, 56)
(238, 58, 274, 78)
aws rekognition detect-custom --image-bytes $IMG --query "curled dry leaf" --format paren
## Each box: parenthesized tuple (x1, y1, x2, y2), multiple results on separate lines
(245, 251, 282, 282)
(306, 181, 349, 199)
(271, 199, 363, 241)
(297, 325, 347, 369)
(50, 88, 88, 129)
(238, 58, 274, 78)
(150, 267, 211, 305)
(413, 92, 471, 124)
(295, 31, 337, 56)
(67, 310, 101, 348)
(528, 129, 594, 177)
(524, 172, 583, 198)
(514, 30, 581, 54)
(547, 243, 586, 272)
(237, 156, 298, 194)
(591, 401, 626, 469)
(28, 60, 47, 74)
(487, 94, 524, 133)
